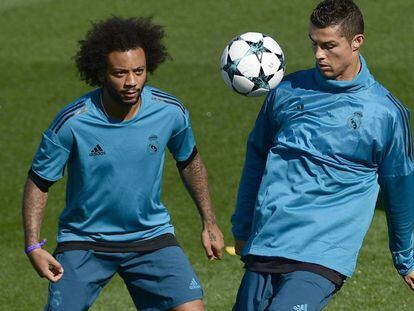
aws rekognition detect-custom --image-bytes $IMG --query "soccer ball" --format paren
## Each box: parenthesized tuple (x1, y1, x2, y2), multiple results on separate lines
(220, 32, 285, 97)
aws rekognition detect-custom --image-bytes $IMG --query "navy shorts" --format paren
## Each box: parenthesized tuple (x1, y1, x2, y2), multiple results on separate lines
(233, 270, 336, 311)
(45, 246, 203, 311)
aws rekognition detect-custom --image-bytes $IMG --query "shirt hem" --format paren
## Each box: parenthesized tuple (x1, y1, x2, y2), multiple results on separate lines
(247, 247, 354, 277)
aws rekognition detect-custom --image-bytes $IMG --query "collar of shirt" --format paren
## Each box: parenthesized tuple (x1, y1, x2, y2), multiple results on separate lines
(313, 54, 375, 93)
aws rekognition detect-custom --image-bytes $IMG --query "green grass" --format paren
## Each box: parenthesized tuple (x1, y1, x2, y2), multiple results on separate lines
(1, 0, 413, 310)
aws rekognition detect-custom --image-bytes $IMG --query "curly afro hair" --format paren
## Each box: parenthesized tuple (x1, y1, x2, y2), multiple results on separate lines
(75, 16, 170, 87)
(310, 0, 364, 41)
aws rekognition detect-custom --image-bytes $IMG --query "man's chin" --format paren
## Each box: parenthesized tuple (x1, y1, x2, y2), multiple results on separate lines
(105, 83, 142, 107)
(120, 98, 140, 106)
(318, 67, 336, 79)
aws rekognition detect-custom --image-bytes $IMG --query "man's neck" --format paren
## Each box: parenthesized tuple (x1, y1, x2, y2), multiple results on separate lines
(335, 56, 361, 82)
(101, 88, 141, 121)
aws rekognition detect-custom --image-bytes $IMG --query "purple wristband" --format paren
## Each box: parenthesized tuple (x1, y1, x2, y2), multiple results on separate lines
(25, 239, 47, 254)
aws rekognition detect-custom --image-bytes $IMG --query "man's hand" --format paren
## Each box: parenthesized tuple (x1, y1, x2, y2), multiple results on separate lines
(403, 270, 414, 291)
(27, 248, 64, 282)
(235, 239, 247, 256)
(201, 223, 224, 260)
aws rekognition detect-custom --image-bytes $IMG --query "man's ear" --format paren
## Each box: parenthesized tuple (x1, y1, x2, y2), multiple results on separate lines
(352, 34, 364, 52)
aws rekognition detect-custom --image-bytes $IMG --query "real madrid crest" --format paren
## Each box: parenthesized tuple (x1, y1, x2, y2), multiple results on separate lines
(147, 134, 159, 154)
(347, 111, 363, 130)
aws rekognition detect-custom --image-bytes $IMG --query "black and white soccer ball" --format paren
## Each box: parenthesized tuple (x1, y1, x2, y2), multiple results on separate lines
(220, 32, 285, 97)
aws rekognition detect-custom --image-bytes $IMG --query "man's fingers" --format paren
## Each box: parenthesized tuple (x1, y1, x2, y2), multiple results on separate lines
(44, 252, 64, 279)
(203, 241, 214, 259)
(48, 256, 64, 274)
(405, 277, 414, 290)
(212, 244, 223, 259)
(206, 250, 214, 258)
(205, 241, 224, 260)
(403, 271, 414, 291)
(45, 260, 64, 282)
(214, 250, 223, 259)
(43, 268, 63, 282)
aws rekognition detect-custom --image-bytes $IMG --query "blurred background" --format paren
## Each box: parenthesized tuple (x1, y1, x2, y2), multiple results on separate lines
(1, 0, 413, 309)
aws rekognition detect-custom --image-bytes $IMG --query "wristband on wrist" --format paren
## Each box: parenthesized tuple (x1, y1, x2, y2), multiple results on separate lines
(25, 239, 47, 254)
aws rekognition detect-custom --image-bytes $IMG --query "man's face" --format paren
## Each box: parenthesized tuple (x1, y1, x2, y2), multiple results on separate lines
(103, 48, 147, 106)
(308, 24, 361, 81)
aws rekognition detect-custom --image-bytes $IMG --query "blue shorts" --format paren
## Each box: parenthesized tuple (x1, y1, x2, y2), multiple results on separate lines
(44, 246, 203, 311)
(233, 270, 336, 311)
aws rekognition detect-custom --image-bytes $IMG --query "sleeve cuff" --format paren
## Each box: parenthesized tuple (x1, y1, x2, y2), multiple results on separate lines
(28, 169, 56, 192)
(392, 248, 414, 276)
(176, 146, 198, 169)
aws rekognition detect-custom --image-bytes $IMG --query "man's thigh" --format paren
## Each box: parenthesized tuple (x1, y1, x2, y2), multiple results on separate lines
(233, 270, 274, 311)
(233, 270, 336, 311)
(119, 246, 203, 311)
(44, 250, 117, 311)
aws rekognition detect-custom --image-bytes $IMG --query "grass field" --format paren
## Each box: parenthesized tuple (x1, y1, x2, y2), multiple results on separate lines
(1, 0, 413, 310)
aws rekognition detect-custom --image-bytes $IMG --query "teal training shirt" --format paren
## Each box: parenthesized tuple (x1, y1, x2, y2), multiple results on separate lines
(31, 86, 196, 243)
(232, 56, 414, 277)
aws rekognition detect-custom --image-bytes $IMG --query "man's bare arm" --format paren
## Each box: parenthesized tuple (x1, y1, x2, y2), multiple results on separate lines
(178, 153, 224, 259)
(23, 178, 48, 246)
(22, 178, 63, 282)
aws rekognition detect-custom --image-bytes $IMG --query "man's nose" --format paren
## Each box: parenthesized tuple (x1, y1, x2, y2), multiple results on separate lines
(314, 46, 325, 60)
(124, 72, 137, 87)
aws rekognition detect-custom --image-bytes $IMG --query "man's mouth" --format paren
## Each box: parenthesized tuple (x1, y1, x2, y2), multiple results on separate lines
(318, 63, 330, 70)
(123, 90, 139, 99)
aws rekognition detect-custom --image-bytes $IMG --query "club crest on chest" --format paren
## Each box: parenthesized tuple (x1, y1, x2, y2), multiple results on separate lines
(147, 134, 159, 154)
(347, 111, 363, 130)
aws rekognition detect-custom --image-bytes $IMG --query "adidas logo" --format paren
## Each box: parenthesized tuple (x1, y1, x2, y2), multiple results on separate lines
(89, 144, 106, 156)
(293, 304, 308, 311)
(189, 278, 201, 290)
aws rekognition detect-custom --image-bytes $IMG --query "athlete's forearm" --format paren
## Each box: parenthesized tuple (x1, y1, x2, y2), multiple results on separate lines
(22, 178, 48, 247)
(379, 171, 414, 275)
(178, 153, 217, 226)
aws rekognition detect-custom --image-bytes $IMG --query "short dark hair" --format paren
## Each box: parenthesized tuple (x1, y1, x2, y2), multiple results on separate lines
(75, 16, 169, 87)
(310, 0, 364, 40)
